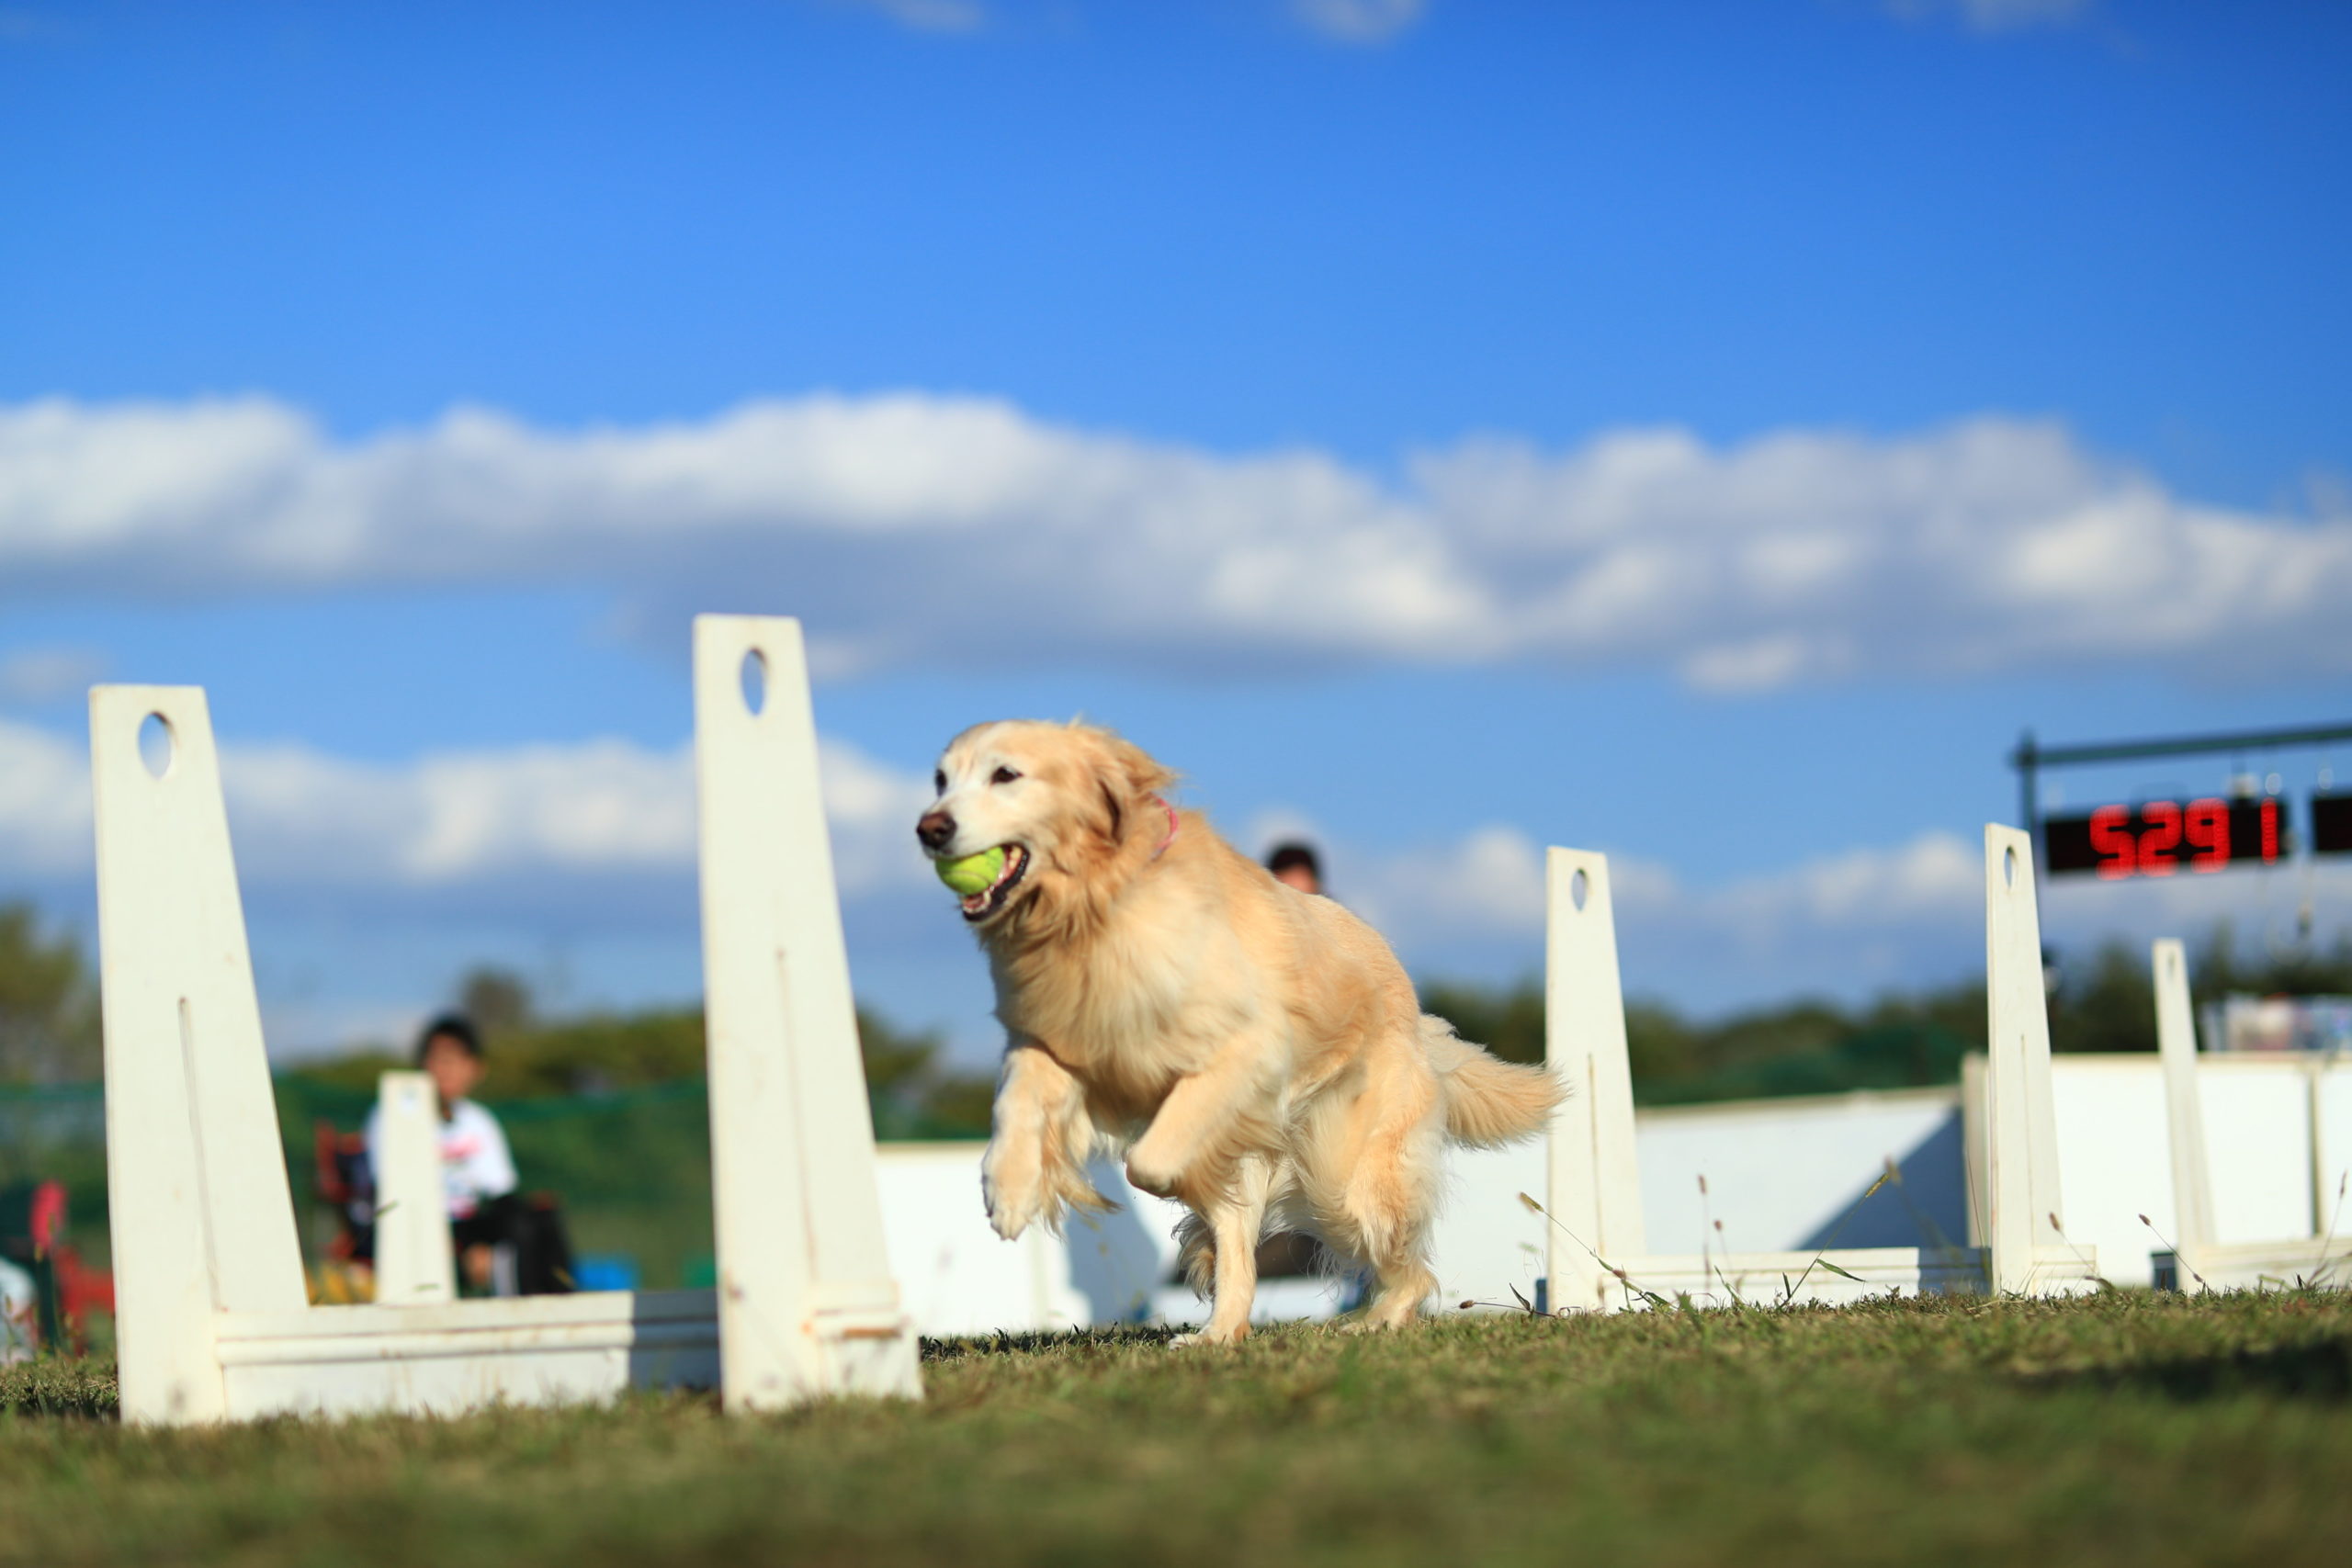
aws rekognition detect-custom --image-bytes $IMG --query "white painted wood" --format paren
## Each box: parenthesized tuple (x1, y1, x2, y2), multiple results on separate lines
(2318, 1066, 2352, 1240)
(92, 686, 310, 1426)
(866, 1092, 1989, 1334)
(2149, 941, 2348, 1292)
(1025, 1213, 1091, 1330)
(693, 615, 920, 1410)
(214, 1290, 719, 1420)
(874, 1145, 1099, 1334)
(1982, 824, 2094, 1293)
(2040, 1059, 2169, 1282)
(2153, 940, 2216, 1258)
(2163, 1238, 2345, 1293)
(1543, 847, 1646, 1311)
(1577, 1247, 1985, 1312)
(94, 629, 922, 1426)
(1632, 1089, 1966, 1256)
(1962, 1053, 2333, 1286)
(1959, 1051, 1989, 1248)
(2202, 1066, 2318, 1241)
(1540, 843, 2001, 1312)
(1440, 1088, 1973, 1318)
(372, 1071, 457, 1306)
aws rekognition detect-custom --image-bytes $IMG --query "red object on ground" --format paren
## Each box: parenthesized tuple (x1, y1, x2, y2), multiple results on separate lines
(26, 1180, 66, 1252)
(54, 1245, 113, 1324)
(313, 1119, 375, 1261)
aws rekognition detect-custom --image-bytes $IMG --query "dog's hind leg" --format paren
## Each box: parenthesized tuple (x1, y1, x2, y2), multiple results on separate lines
(1334, 1060, 1444, 1332)
(1170, 1152, 1275, 1348)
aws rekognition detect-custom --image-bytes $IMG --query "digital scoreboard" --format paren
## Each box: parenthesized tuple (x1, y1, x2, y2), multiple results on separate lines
(2017, 720, 2352, 881)
(2043, 796, 2286, 880)
(2316, 792, 2352, 856)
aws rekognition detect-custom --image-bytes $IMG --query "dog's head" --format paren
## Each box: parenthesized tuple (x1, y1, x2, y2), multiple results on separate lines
(916, 719, 1178, 931)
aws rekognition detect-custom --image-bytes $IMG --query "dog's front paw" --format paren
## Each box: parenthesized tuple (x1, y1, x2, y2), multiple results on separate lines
(1124, 1149, 1182, 1201)
(981, 1141, 1046, 1240)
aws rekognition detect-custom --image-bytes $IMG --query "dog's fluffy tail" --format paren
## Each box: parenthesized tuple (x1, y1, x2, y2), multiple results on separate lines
(1420, 1014, 1566, 1148)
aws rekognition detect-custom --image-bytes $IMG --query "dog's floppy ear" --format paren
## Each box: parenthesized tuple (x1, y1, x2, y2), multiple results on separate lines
(1073, 724, 1178, 848)
(1102, 732, 1178, 804)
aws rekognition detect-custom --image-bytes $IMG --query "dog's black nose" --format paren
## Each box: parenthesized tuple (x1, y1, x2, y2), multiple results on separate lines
(917, 810, 956, 852)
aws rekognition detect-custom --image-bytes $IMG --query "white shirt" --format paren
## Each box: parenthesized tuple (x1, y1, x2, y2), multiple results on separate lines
(365, 1097, 518, 1221)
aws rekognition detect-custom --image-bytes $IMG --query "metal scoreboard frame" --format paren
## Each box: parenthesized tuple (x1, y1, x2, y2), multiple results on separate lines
(2010, 720, 2352, 880)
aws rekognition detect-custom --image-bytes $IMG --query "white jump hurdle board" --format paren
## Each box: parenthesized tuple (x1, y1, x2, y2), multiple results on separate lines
(693, 615, 921, 1410)
(92, 615, 919, 1425)
(1541, 826, 2099, 1312)
(2152, 939, 2348, 1292)
(371, 1070, 458, 1307)
(1978, 825, 2102, 1296)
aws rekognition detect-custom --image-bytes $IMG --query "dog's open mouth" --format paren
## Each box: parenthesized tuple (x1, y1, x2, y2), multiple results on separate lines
(957, 843, 1031, 923)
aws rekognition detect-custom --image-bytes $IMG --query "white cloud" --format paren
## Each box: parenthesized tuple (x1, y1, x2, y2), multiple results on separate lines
(0, 717, 93, 877)
(1708, 831, 1983, 930)
(0, 709, 937, 1056)
(0, 646, 106, 705)
(4, 394, 2348, 691)
(13, 693, 2346, 1027)
(1324, 814, 2352, 1009)
(0, 716, 933, 902)
(1345, 821, 1981, 965)
(1293, 0, 1426, 46)
(1349, 823, 1551, 940)
(3, 696, 1999, 1010)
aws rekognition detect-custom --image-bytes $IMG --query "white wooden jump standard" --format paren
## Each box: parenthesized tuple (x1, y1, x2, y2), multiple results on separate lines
(694, 615, 921, 1411)
(371, 1071, 457, 1306)
(2151, 938, 2347, 1291)
(1541, 825, 2098, 1312)
(92, 614, 919, 1424)
(1541, 846, 1977, 1310)
(1978, 824, 2098, 1295)
(96, 683, 314, 1423)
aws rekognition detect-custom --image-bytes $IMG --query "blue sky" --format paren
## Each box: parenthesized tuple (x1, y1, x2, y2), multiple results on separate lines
(3, 0, 2349, 1060)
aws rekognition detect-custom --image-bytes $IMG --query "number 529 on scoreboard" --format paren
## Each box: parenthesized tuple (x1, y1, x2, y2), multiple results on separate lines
(2042, 796, 2285, 879)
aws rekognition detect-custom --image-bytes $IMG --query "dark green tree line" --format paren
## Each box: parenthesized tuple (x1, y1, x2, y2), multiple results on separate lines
(1423, 927, 2352, 1105)
(0, 903, 100, 1085)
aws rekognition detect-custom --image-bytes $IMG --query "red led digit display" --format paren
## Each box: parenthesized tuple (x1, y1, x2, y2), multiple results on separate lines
(2136, 800, 2181, 876)
(2184, 799, 2229, 867)
(2044, 796, 2290, 878)
(2086, 805, 2134, 879)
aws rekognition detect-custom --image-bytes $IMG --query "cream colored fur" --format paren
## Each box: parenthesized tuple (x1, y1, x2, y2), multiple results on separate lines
(921, 719, 1562, 1345)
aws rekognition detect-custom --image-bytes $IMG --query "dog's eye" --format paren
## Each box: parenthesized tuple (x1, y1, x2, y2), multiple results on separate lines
(991, 767, 1022, 785)
(933, 770, 946, 794)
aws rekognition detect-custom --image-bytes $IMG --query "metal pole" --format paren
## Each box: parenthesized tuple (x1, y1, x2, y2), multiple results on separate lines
(2011, 729, 2040, 869)
(2019, 730, 2039, 868)
(2029, 719, 2352, 770)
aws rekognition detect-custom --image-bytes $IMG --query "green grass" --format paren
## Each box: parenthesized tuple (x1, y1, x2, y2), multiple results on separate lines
(5, 1292, 2352, 1566)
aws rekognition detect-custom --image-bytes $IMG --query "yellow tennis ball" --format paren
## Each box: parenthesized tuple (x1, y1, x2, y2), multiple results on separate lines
(936, 846, 1007, 896)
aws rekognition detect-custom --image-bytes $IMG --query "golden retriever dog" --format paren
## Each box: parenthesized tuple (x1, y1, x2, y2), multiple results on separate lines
(917, 719, 1561, 1344)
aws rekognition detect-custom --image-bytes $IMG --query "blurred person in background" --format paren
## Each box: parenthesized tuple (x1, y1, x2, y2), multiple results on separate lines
(1266, 841, 1324, 897)
(367, 1013, 572, 1294)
